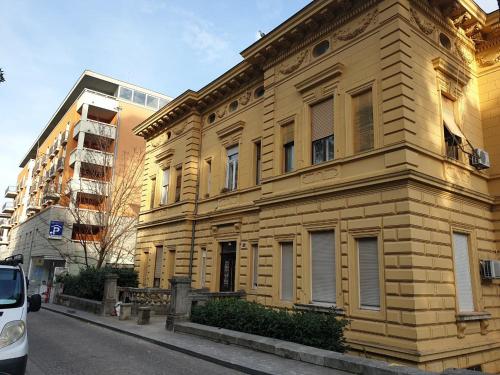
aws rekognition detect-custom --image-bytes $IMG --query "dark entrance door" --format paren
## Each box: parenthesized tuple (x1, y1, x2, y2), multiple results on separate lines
(219, 241, 236, 292)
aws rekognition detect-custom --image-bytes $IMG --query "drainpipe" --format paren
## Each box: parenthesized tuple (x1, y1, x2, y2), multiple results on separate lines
(188, 121, 201, 281)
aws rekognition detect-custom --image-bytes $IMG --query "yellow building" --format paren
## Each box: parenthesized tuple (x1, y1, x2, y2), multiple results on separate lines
(133, 0, 500, 371)
(1, 70, 170, 290)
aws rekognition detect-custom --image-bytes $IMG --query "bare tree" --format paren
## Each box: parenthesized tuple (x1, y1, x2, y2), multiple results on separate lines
(64, 139, 144, 268)
(0, 68, 4, 83)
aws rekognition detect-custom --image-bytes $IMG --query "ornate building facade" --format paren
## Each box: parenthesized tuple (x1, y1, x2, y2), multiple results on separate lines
(134, 0, 500, 371)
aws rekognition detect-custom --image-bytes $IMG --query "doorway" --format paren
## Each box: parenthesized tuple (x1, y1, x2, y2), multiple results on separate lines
(219, 241, 236, 292)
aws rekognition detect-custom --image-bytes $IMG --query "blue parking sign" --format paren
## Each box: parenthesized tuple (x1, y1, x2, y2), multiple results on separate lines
(49, 221, 64, 239)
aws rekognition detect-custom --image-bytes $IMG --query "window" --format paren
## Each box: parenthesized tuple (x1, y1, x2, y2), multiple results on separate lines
(353, 89, 374, 152)
(255, 141, 262, 185)
(281, 242, 293, 301)
(311, 99, 334, 164)
(254, 86, 265, 98)
(312, 40, 330, 57)
(175, 166, 182, 202)
(118, 87, 133, 101)
(154, 245, 163, 288)
(225, 146, 238, 191)
(357, 238, 380, 310)
(439, 33, 452, 50)
(311, 231, 336, 305)
(200, 248, 207, 288)
(252, 244, 259, 289)
(150, 177, 156, 209)
(282, 123, 294, 173)
(160, 169, 170, 205)
(146, 95, 159, 109)
(133, 91, 146, 105)
(452, 232, 474, 313)
(206, 159, 212, 196)
(208, 113, 216, 124)
(442, 95, 463, 161)
(159, 98, 169, 108)
(229, 100, 238, 112)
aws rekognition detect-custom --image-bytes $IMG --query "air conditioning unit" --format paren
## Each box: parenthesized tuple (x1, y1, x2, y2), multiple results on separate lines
(480, 260, 500, 279)
(470, 148, 490, 170)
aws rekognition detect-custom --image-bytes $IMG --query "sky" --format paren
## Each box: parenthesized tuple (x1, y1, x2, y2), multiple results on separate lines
(0, 0, 497, 206)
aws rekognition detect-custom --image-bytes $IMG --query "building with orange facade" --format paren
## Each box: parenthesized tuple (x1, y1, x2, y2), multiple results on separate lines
(133, 0, 500, 372)
(1, 70, 170, 292)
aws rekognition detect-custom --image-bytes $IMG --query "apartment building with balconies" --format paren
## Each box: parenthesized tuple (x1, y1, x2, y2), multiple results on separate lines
(3, 70, 170, 292)
(133, 0, 500, 372)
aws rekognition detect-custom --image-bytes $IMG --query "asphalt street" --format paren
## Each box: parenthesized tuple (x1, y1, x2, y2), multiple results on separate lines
(26, 309, 242, 375)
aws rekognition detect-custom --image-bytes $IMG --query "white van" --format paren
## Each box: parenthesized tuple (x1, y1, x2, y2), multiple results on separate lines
(0, 255, 41, 375)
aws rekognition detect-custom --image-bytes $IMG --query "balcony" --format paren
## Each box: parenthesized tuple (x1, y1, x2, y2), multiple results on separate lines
(77, 89, 118, 116)
(73, 119, 117, 140)
(4, 186, 17, 199)
(0, 218, 12, 229)
(26, 198, 41, 213)
(1, 201, 14, 214)
(49, 144, 56, 159)
(69, 148, 114, 168)
(44, 170, 51, 182)
(42, 186, 60, 205)
(68, 178, 109, 196)
(41, 154, 48, 166)
(75, 208, 102, 226)
(57, 157, 65, 171)
(61, 130, 69, 145)
(0, 236, 8, 246)
(29, 183, 38, 195)
(49, 165, 56, 178)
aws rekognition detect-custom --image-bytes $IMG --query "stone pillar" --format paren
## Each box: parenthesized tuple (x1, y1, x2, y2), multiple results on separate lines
(102, 273, 118, 316)
(81, 103, 89, 121)
(166, 276, 192, 331)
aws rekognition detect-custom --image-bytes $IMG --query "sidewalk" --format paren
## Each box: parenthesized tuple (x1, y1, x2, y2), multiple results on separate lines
(41, 303, 350, 375)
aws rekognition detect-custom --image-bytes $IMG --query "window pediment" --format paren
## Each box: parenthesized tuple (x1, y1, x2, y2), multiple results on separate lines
(295, 63, 344, 94)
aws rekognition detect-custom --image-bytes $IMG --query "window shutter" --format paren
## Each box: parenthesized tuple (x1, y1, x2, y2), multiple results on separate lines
(353, 90, 374, 152)
(311, 98, 334, 141)
(154, 246, 163, 280)
(442, 95, 465, 141)
(311, 231, 336, 304)
(452, 233, 474, 312)
(358, 238, 380, 309)
(281, 243, 293, 301)
(282, 123, 294, 145)
(161, 169, 170, 204)
(252, 245, 259, 288)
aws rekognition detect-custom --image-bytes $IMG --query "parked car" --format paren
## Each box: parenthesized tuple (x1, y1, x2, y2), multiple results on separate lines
(0, 255, 41, 375)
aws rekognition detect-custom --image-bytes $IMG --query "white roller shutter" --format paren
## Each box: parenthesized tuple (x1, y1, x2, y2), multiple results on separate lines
(281, 243, 293, 301)
(452, 233, 474, 312)
(358, 238, 380, 310)
(311, 231, 336, 304)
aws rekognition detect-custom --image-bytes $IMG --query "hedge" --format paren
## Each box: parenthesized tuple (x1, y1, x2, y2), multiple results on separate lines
(191, 298, 348, 352)
(59, 267, 138, 301)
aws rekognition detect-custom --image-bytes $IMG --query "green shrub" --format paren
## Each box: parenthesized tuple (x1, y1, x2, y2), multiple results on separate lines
(59, 267, 138, 301)
(191, 298, 348, 352)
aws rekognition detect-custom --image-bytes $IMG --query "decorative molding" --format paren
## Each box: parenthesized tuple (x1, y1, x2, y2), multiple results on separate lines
(155, 147, 175, 163)
(477, 49, 500, 67)
(216, 106, 227, 119)
(409, 7, 435, 35)
(454, 42, 474, 66)
(239, 90, 251, 106)
(216, 120, 245, 140)
(432, 57, 471, 88)
(173, 122, 187, 136)
(301, 167, 339, 185)
(151, 133, 168, 148)
(295, 62, 344, 94)
(279, 49, 309, 75)
(333, 10, 378, 41)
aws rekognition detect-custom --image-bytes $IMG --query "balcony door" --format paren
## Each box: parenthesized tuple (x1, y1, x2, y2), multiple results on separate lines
(219, 241, 236, 292)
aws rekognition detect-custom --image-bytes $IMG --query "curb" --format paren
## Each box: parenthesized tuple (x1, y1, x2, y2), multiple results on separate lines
(41, 306, 273, 375)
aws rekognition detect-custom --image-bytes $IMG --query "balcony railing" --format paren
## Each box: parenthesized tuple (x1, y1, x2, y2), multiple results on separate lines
(49, 165, 56, 178)
(73, 119, 117, 140)
(41, 154, 48, 166)
(1, 201, 14, 214)
(4, 186, 17, 199)
(44, 170, 51, 182)
(0, 218, 12, 229)
(61, 130, 69, 145)
(42, 185, 60, 205)
(27, 198, 41, 213)
(68, 178, 109, 196)
(69, 148, 114, 168)
(76, 89, 118, 114)
(57, 157, 65, 171)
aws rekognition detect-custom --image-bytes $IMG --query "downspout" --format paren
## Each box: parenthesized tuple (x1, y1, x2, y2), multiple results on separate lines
(188, 122, 202, 281)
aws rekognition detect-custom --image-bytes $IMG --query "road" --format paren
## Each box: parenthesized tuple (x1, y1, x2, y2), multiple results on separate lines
(26, 309, 242, 375)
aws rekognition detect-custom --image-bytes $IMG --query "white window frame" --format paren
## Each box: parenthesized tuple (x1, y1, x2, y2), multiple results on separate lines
(160, 169, 170, 205)
(225, 146, 238, 191)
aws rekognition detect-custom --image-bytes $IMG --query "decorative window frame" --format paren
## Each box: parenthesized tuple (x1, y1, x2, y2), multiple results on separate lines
(302, 220, 342, 309)
(277, 114, 297, 175)
(345, 79, 379, 156)
(348, 229, 386, 321)
(273, 234, 296, 307)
